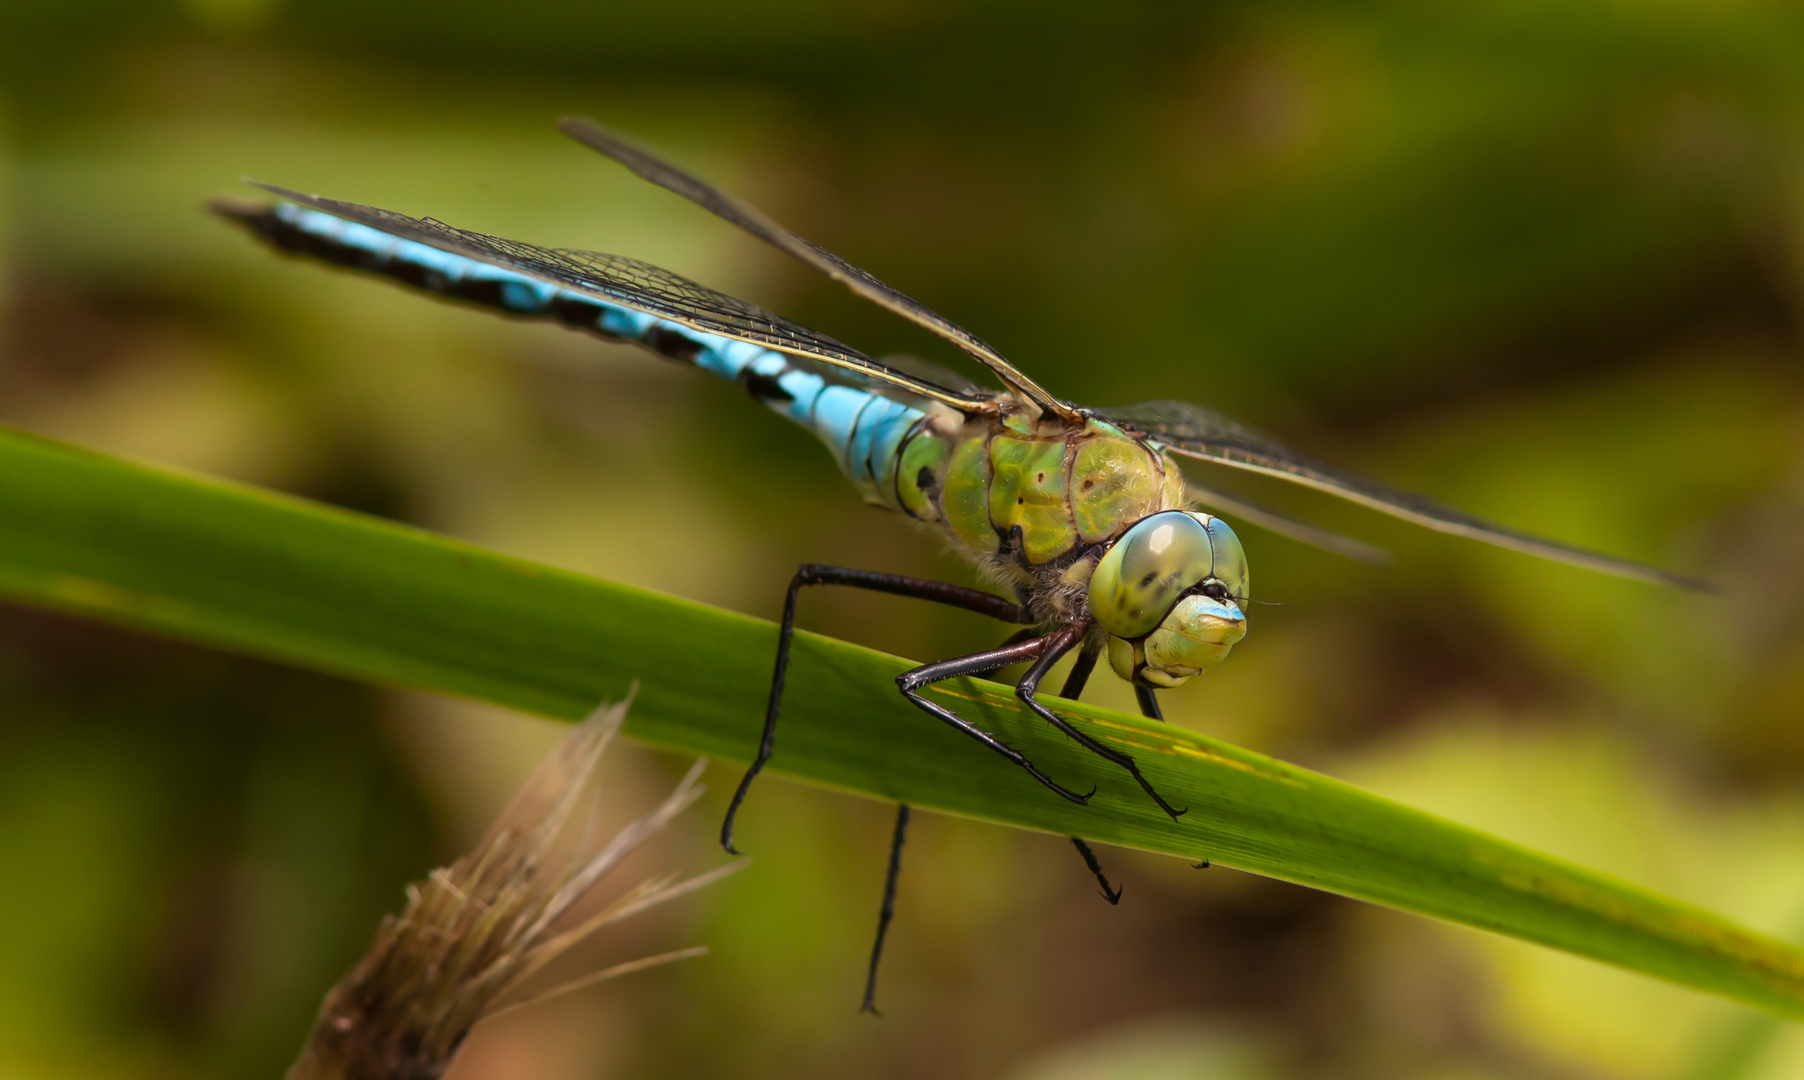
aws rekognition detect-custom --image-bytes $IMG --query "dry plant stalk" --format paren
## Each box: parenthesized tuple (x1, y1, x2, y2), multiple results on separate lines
(286, 697, 740, 1080)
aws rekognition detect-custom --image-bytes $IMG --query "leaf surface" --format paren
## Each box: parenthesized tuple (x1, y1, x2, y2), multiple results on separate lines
(0, 425, 1799, 1018)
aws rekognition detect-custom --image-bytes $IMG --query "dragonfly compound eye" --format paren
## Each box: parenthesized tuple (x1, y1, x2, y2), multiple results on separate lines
(1090, 511, 1250, 687)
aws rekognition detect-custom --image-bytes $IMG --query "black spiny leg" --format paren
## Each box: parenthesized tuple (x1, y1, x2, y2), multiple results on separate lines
(1056, 641, 1120, 903)
(1069, 836, 1121, 904)
(721, 564, 1029, 855)
(1134, 683, 1209, 869)
(1059, 641, 1099, 702)
(861, 803, 910, 1015)
(729, 564, 1084, 1017)
(896, 637, 1097, 805)
(1015, 627, 1187, 821)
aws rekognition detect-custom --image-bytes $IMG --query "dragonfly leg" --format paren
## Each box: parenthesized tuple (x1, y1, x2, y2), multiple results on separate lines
(1146, 686, 1212, 868)
(863, 632, 1080, 1015)
(998, 625, 1041, 649)
(861, 802, 910, 1015)
(1016, 628, 1188, 822)
(1057, 639, 1100, 701)
(722, 564, 1030, 855)
(1053, 639, 1120, 902)
(895, 636, 1096, 805)
(1126, 684, 1207, 867)
(1069, 836, 1121, 904)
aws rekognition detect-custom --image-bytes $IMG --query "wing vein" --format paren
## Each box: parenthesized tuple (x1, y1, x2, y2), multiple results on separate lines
(1102, 400, 1710, 591)
(248, 182, 990, 412)
(558, 117, 1077, 420)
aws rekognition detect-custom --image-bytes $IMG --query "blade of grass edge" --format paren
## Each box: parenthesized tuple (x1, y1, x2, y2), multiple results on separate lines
(0, 424, 1800, 1019)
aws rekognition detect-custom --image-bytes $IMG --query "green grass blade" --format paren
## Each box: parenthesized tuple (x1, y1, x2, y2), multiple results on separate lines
(1, 423, 1801, 1018)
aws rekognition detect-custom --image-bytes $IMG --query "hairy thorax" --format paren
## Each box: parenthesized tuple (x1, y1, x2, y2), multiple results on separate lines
(888, 406, 1186, 626)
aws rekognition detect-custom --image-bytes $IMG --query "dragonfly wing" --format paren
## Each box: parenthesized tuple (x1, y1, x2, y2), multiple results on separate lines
(557, 117, 1078, 421)
(246, 182, 992, 412)
(1185, 481, 1390, 566)
(873, 354, 989, 395)
(1103, 399, 1710, 591)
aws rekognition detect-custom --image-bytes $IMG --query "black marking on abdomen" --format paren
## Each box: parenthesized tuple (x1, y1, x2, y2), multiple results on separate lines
(218, 200, 542, 320)
(292, 224, 367, 269)
(217, 203, 376, 275)
(456, 276, 511, 310)
(384, 255, 439, 291)
(214, 199, 721, 363)
(644, 324, 705, 361)
(550, 295, 605, 328)
(742, 367, 795, 404)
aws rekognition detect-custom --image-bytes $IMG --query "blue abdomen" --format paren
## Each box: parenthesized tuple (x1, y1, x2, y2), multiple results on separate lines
(238, 201, 928, 508)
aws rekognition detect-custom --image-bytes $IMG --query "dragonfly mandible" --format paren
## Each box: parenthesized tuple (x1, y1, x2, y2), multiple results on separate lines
(212, 117, 1707, 1013)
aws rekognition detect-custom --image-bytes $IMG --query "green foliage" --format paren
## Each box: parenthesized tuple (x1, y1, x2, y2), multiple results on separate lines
(3, 422, 1802, 1021)
(7, 1, 1804, 1071)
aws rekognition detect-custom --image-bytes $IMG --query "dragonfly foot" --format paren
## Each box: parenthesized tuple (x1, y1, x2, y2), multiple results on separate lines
(897, 674, 1092, 806)
(1070, 837, 1121, 904)
(720, 767, 765, 855)
(1099, 750, 1185, 821)
(1024, 769, 1092, 806)
(1016, 686, 1185, 820)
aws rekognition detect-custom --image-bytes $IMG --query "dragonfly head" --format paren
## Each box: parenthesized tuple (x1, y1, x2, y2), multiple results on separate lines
(1087, 510, 1249, 688)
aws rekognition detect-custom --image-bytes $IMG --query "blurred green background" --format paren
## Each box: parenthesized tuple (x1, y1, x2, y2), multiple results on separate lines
(4, 0, 1804, 1077)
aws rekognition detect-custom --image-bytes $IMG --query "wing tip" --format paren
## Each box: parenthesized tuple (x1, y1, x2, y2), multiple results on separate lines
(558, 115, 642, 162)
(1339, 539, 1394, 568)
(1654, 569, 1719, 595)
(556, 114, 597, 140)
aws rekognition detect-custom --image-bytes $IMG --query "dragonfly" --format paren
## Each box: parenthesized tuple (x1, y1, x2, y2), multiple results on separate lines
(212, 117, 1707, 1013)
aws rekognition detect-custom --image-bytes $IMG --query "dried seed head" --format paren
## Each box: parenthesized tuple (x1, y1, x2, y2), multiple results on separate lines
(286, 696, 741, 1080)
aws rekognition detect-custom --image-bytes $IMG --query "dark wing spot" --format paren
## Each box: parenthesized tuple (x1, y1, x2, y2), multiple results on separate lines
(1035, 471, 1045, 483)
(1017, 496, 1025, 505)
(1082, 478, 1095, 490)
(741, 369, 795, 404)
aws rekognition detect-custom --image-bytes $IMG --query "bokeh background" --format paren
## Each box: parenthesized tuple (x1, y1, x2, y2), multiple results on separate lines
(4, 1, 1804, 1077)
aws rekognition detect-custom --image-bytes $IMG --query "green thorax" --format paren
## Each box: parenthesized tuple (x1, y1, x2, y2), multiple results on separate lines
(887, 407, 1186, 582)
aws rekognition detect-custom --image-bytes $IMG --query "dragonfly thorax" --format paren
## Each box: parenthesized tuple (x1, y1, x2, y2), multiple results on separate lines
(881, 408, 1248, 685)
(892, 410, 1186, 571)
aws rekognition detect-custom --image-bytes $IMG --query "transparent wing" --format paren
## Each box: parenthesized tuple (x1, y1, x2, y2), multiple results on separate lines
(874, 354, 989, 395)
(557, 117, 1078, 421)
(1103, 399, 1710, 591)
(1185, 482, 1390, 566)
(250, 182, 993, 412)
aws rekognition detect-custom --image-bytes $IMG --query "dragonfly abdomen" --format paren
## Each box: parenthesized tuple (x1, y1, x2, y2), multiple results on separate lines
(221, 200, 941, 505)
(221, 199, 1181, 577)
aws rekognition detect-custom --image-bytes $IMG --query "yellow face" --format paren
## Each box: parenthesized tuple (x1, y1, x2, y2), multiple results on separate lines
(1086, 511, 1249, 688)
